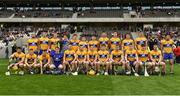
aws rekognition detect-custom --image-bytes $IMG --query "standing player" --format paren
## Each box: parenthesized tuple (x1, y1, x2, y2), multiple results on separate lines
(135, 33, 147, 50)
(69, 34, 80, 52)
(99, 33, 109, 49)
(50, 47, 64, 74)
(161, 34, 174, 74)
(75, 46, 88, 74)
(38, 50, 51, 74)
(49, 33, 60, 51)
(39, 32, 49, 51)
(110, 32, 121, 51)
(79, 36, 88, 51)
(150, 45, 166, 75)
(87, 46, 98, 73)
(7, 47, 25, 75)
(27, 33, 39, 52)
(110, 46, 126, 75)
(97, 44, 110, 75)
(24, 49, 37, 74)
(63, 45, 76, 74)
(136, 45, 152, 74)
(88, 36, 99, 51)
(122, 34, 135, 51)
(125, 45, 139, 75)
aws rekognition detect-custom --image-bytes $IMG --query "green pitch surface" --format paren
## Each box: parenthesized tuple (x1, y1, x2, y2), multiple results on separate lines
(0, 59, 180, 95)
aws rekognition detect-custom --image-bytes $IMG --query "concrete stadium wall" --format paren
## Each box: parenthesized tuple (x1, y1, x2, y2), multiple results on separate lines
(0, 18, 180, 22)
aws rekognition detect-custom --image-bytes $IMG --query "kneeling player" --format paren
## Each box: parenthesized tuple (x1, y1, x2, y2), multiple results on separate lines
(38, 50, 51, 74)
(75, 47, 88, 74)
(24, 49, 37, 74)
(137, 45, 152, 75)
(7, 47, 25, 75)
(150, 45, 166, 75)
(63, 45, 76, 74)
(87, 46, 98, 73)
(50, 47, 64, 74)
(110, 46, 126, 75)
(97, 44, 110, 75)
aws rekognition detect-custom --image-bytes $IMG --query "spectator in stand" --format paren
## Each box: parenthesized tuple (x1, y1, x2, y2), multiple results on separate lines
(174, 45, 180, 64)
(148, 36, 159, 50)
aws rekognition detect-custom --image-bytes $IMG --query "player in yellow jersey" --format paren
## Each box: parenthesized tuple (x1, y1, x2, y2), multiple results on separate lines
(79, 36, 88, 51)
(7, 47, 25, 75)
(27, 33, 38, 52)
(122, 34, 135, 51)
(110, 46, 127, 75)
(69, 34, 80, 52)
(97, 44, 110, 75)
(49, 33, 60, 51)
(135, 33, 147, 50)
(63, 45, 76, 74)
(137, 45, 152, 74)
(125, 45, 139, 74)
(38, 32, 49, 51)
(150, 45, 166, 75)
(110, 32, 121, 51)
(88, 36, 99, 51)
(161, 35, 174, 74)
(38, 50, 51, 74)
(99, 33, 109, 49)
(24, 49, 37, 74)
(87, 46, 98, 72)
(75, 46, 88, 74)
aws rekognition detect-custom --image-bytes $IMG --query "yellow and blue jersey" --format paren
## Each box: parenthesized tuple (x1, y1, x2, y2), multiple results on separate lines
(27, 38, 38, 51)
(39, 37, 49, 50)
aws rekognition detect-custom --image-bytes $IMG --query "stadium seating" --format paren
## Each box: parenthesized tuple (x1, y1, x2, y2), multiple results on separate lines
(0, 10, 73, 18)
(78, 9, 123, 18)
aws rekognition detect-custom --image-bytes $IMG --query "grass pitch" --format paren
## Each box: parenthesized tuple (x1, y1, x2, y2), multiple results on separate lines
(0, 59, 180, 95)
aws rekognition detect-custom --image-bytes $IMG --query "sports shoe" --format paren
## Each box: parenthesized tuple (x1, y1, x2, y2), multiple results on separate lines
(19, 71, 24, 75)
(104, 72, 108, 75)
(134, 73, 139, 77)
(30, 71, 34, 75)
(5, 71, 10, 76)
(72, 72, 78, 75)
(170, 72, 174, 75)
(126, 71, 131, 75)
(96, 73, 100, 76)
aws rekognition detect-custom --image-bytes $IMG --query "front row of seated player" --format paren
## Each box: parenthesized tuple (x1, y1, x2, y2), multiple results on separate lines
(7, 44, 166, 76)
(7, 47, 63, 75)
